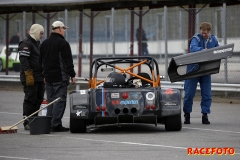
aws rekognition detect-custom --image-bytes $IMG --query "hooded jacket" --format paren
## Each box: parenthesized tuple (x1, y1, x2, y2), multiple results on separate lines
(40, 32, 75, 83)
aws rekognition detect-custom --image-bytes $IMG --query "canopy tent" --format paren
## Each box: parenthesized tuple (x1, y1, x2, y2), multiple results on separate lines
(0, 0, 239, 14)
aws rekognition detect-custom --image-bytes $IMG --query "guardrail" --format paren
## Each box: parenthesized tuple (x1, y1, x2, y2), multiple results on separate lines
(0, 75, 240, 92)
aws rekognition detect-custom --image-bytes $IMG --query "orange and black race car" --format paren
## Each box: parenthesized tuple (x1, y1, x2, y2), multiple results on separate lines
(69, 43, 234, 133)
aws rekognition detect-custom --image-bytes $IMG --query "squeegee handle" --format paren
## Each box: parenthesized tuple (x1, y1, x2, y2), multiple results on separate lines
(9, 97, 61, 129)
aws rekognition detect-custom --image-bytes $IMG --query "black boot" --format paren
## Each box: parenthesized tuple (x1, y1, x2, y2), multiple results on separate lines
(184, 113, 190, 124)
(23, 116, 30, 130)
(202, 114, 210, 124)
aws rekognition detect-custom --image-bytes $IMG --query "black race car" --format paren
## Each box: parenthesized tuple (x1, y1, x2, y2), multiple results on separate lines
(69, 43, 234, 133)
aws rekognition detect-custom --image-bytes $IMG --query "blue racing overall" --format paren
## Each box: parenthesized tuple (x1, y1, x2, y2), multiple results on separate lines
(183, 34, 219, 114)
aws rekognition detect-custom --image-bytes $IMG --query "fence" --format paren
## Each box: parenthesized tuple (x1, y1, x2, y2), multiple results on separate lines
(0, 5, 240, 84)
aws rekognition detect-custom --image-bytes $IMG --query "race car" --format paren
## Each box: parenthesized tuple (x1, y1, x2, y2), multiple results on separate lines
(69, 56, 182, 133)
(0, 45, 20, 72)
(69, 43, 234, 133)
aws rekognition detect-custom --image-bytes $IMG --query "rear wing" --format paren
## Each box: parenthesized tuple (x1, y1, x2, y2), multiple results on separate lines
(168, 43, 234, 82)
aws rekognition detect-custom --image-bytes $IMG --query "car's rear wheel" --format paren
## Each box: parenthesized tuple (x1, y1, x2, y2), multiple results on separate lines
(165, 114, 182, 131)
(70, 118, 86, 133)
(0, 59, 3, 71)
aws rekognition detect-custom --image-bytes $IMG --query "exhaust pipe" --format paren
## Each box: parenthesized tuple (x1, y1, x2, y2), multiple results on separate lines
(123, 108, 129, 114)
(115, 108, 120, 114)
(131, 107, 137, 113)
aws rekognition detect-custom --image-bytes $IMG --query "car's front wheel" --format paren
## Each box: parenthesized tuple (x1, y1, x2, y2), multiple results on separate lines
(70, 118, 86, 133)
(165, 114, 182, 131)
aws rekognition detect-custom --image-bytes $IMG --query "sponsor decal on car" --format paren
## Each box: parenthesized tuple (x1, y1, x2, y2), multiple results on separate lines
(76, 110, 86, 116)
(111, 93, 119, 98)
(112, 100, 120, 105)
(120, 100, 138, 105)
(111, 100, 138, 105)
(129, 92, 138, 98)
(80, 90, 86, 94)
(164, 102, 177, 106)
(74, 105, 87, 109)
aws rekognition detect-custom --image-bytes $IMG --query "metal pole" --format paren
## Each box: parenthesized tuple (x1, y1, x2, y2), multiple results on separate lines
(214, 9, 218, 36)
(130, 8, 134, 75)
(222, 3, 228, 97)
(138, 6, 143, 73)
(187, 5, 196, 52)
(164, 6, 168, 81)
(47, 13, 50, 37)
(221, 3, 228, 83)
(32, 12, 35, 24)
(111, 7, 115, 57)
(104, 16, 110, 57)
(78, 10, 83, 78)
(5, 14, 9, 75)
(157, 12, 163, 63)
(65, 9, 68, 41)
(195, 10, 199, 35)
(125, 14, 128, 55)
(3, 20, 6, 44)
(44, 19, 47, 39)
(89, 11, 93, 65)
(179, 10, 182, 39)
(23, 11, 26, 39)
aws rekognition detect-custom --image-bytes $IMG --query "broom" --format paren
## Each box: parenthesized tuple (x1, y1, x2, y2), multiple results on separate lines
(0, 97, 61, 134)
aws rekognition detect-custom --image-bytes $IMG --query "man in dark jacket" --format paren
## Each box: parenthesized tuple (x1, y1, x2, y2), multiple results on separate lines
(40, 21, 76, 132)
(18, 24, 45, 130)
(136, 27, 149, 56)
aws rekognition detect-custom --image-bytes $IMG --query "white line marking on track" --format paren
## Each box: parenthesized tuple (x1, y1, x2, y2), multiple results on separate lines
(63, 136, 240, 155)
(183, 127, 240, 134)
(18, 132, 240, 155)
(0, 112, 21, 115)
(65, 136, 187, 150)
(0, 155, 44, 160)
(0, 111, 69, 118)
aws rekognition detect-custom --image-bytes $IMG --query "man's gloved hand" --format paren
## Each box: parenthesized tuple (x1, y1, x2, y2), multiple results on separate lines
(24, 70, 34, 86)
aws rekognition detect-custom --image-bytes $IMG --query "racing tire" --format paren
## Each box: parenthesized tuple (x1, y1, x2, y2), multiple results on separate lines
(70, 118, 86, 133)
(165, 114, 182, 131)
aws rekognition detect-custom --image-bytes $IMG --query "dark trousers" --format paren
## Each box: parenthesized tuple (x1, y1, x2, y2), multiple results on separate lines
(141, 47, 149, 56)
(46, 81, 68, 128)
(22, 81, 45, 125)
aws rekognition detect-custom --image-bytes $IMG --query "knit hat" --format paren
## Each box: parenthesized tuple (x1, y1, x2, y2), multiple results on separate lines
(29, 24, 44, 41)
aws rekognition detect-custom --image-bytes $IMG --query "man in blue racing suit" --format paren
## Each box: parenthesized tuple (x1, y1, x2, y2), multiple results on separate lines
(183, 22, 220, 125)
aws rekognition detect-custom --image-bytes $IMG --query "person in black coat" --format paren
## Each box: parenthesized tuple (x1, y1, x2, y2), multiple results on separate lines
(18, 24, 45, 130)
(40, 21, 76, 132)
(136, 27, 149, 56)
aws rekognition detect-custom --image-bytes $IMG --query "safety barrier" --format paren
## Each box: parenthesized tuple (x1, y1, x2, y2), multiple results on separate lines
(0, 75, 240, 92)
